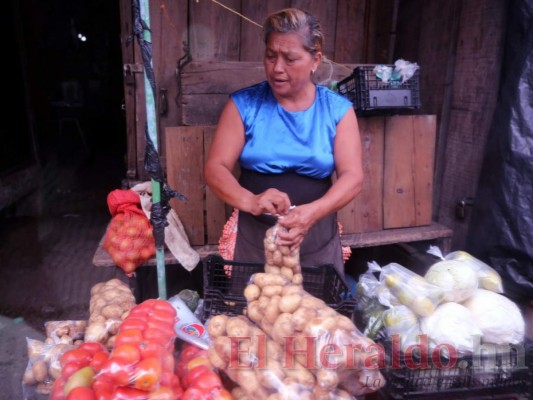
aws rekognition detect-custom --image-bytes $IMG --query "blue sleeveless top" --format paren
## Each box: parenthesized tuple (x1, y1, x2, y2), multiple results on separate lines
(230, 81, 352, 179)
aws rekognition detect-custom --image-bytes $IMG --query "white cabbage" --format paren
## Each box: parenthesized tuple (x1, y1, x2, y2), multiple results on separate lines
(420, 302, 482, 356)
(424, 259, 478, 302)
(462, 289, 524, 345)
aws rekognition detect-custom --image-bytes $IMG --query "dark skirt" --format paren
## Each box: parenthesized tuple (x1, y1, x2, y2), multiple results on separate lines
(234, 169, 344, 278)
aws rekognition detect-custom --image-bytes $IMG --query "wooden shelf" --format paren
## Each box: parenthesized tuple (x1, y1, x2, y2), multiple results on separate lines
(341, 222, 452, 253)
(93, 222, 452, 268)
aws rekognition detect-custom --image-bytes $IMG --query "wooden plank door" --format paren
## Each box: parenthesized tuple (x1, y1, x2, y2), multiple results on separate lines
(337, 116, 384, 233)
(383, 115, 436, 229)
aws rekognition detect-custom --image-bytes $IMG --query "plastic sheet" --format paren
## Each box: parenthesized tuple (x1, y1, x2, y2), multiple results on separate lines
(466, 0, 533, 303)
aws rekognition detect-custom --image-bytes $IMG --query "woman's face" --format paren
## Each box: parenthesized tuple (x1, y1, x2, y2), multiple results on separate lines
(264, 32, 321, 99)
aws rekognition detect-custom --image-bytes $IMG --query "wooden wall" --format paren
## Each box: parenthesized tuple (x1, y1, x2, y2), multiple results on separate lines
(121, 0, 507, 250)
(393, 0, 507, 248)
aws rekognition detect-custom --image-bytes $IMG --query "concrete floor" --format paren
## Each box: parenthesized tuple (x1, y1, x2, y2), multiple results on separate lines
(0, 138, 126, 398)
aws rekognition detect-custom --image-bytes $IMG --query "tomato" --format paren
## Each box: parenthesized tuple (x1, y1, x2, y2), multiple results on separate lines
(189, 370, 222, 393)
(61, 361, 83, 380)
(146, 319, 176, 338)
(78, 342, 107, 355)
(111, 344, 141, 364)
(152, 299, 177, 316)
(132, 357, 162, 391)
(210, 388, 233, 400)
(143, 327, 174, 347)
(50, 376, 66, 400)
(182, 365, 211, 388)
(100, 358, 132, 386)
(66, 386, 96, 400)
(91, 375, 116, 395)
(113, 387, 149, 400)
(182, 387, 208, 400)
(119, 318, 148, 332)
(90, 351, 110, 373)
(186, 356, 211, 371)
(139, 340, 164, 360)
(148, 387, 176, 400)
(160, 370, 174, 387)
(114, 329, 144, 348)
(175, 358, 190, 379)
(148, 308, 176, 325)
(179, 344, 204, 364)
(61, 348, 92, 369)
(161, 351, 176, 373)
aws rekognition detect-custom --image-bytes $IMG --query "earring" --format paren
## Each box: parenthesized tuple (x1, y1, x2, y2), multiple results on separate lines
(311, 68, 316, 74)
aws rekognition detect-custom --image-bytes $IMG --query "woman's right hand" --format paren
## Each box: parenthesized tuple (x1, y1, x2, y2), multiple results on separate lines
(248, 188, 292, 216)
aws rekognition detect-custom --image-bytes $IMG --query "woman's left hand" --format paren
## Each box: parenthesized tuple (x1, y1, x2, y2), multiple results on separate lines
(275, 204, 318, 249)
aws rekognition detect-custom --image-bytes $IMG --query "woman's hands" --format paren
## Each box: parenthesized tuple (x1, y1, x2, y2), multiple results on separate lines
(248, 188, 291, 216)
(276, 203, 319, 249)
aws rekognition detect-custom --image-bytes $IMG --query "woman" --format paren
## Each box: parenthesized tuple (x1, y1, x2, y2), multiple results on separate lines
(205, 8, 363, 276)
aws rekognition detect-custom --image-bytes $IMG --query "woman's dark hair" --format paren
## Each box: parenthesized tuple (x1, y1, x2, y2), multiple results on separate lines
(263, 8, 323, 56)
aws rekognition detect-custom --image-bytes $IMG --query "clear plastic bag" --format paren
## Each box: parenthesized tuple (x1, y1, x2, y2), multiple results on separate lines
(206, 314, 357, 399)
(232, 225, 386, 398)
(22, 338, 75, 398)
(379, 262, 445, 317)
(85, 278, 136, 349)
(427, 246, 504, 293)
(45, 320, 87, 345)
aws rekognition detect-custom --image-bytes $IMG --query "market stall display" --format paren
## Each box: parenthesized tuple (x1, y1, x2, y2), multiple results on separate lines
(356, 252, 531, 399)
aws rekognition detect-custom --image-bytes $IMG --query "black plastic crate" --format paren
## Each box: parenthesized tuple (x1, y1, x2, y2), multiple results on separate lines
(202, 254, 356, 322)
(378, 338, 533, 400)
(337, 65, 421, 112)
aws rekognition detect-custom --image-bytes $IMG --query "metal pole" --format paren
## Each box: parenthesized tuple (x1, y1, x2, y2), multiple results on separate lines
(139, 0, 167, 299)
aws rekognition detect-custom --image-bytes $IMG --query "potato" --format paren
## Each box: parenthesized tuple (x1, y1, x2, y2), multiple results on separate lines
(22, 368, 36, 385)
(59, 335, 73, 345)
(264, 295, 281, 324)
(27, 339, 44, 359)
(208, 346, 228, 369)
(305, 316, 338, 337)
(272, 313, 294, 342)
(48, 362, 62, 380)
(292, 273, 303, 285)
(272, 250, 283, 265)
(102, 304, 123, 320)
(278, 293, 302, 314)
(236, 370, 266, 398)
(244, 284, 261, 302)
(284, 362, 315, 387)
(300, 296, 326, 309)
(261, 285, 283, 298)
(213, 336, 233, 360)
(84, 322, 108, 343)
(253, 273, 287, 288)
(281, 285, 301, 297)
(280, 266, 293, 280)
(257, 358, 285, 389)
(226, 317, 250, 337)
(101, 289, 118, 302)
(264, 265, 281, 275)
(32, 360, 48, 383)
(90, 282, 104, 296)
(35, 382, 54, 395)
(207, 314, 228, 338)
(292, 307, 317, 331)
(317, 368, 339, 390)
(247, 301, 262, 323)
(265, 339, 284, 362)
(257, 295, 270, 310)
(282, 255, 299, 270)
